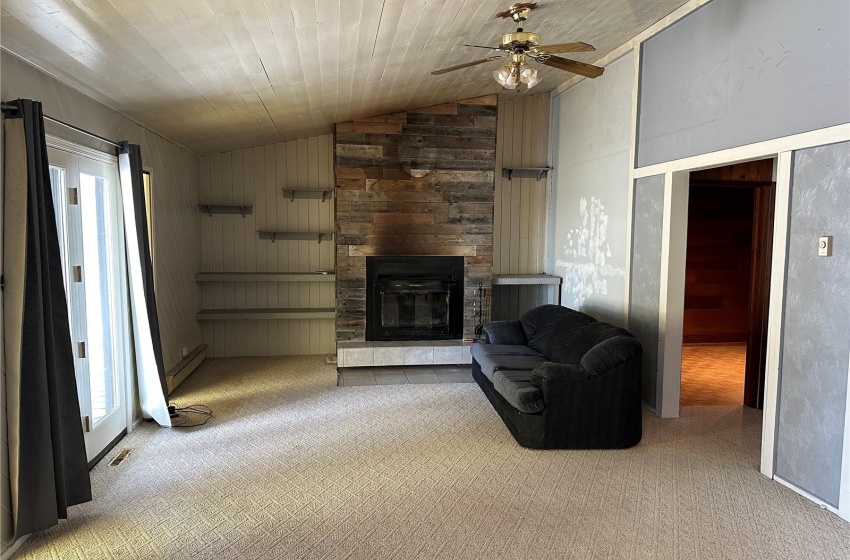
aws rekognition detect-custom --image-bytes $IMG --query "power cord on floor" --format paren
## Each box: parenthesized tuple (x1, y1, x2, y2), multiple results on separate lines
(168, 403, 212, 428)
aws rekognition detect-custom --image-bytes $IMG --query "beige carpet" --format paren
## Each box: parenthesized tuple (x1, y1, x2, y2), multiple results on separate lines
(681, 344, 747, 406)
(14, 356, 850, 559)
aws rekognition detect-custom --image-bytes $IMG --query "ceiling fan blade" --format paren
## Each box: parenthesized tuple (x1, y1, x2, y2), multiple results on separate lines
(539, 55, 604, 78)
(431, 56, 503, 75)
(536, 42, 596, 53)
(464, 44, 500, 50)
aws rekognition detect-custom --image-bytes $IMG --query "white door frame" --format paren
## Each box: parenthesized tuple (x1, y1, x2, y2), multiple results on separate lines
(46, 136, 135, 453)
(631, 123, 850, 519)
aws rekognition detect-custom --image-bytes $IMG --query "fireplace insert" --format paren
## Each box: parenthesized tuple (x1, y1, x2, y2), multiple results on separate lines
(366, 256, 464, 341)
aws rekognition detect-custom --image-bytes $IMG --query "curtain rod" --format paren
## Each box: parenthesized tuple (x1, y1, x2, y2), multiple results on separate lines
(2, 101, 122, 149)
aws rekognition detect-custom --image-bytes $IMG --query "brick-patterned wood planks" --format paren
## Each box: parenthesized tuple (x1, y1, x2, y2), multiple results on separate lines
(335, 95, 497, 341)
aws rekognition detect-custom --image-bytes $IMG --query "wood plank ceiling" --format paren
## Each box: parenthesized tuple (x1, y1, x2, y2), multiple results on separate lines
(1, 0, 688, 155)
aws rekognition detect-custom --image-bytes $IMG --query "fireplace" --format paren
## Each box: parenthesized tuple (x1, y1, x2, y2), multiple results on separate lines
(366, 256, 464, 341)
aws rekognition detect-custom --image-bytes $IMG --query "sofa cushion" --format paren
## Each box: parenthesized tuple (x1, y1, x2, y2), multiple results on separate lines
(520, 305, 596, 357)
(471, 343, 543, 361)
(472, 344, 546, 382)
(483, 320, 527, 345)
(492, 370, 545, 414)
(546, 313, 598, 363)
(560, 322, 633, 365)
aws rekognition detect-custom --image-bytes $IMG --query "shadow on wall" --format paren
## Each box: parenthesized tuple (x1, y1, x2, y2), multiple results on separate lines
(554, 196, 625, 324)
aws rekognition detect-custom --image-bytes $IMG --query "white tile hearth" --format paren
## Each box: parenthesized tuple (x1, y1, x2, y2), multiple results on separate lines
(336, 340, 474, 368)
(373, 341, 404, 366)
(433, 340, 462, 364)
(404, 342, 434, 366)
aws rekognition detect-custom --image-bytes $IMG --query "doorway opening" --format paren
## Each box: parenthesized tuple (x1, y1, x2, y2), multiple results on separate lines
(680, 158, 776, 408)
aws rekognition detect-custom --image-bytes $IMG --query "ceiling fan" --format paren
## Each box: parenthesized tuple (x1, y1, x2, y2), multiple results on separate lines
(431, 2, 604, 90)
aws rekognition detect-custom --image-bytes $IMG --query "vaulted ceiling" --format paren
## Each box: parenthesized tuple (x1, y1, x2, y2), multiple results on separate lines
(1, 0, 688, 155)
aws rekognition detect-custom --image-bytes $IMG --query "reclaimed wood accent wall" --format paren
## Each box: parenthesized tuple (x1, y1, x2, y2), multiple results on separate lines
(334, 95, 498, 342)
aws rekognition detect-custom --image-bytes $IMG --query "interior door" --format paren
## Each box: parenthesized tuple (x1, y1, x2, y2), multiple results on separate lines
(48, 144, 131, 464)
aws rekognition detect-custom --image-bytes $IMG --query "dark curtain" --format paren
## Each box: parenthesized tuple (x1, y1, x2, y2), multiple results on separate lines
(119, 142, 168, 404)
(3, 99, 91, 540)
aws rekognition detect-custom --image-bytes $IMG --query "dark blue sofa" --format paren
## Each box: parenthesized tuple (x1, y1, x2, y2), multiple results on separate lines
(471, 305, 643, 449)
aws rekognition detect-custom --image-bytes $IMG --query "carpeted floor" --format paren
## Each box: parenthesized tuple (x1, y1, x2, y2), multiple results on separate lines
(14, 356, 850, 559)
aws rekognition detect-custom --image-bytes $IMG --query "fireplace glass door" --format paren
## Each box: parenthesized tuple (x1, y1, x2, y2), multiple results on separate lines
(377, 279, 453, 339)
(366, 256, 464, 341)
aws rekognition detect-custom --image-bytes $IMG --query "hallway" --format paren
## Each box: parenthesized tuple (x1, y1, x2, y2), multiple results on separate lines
(680, 344, 747, 406)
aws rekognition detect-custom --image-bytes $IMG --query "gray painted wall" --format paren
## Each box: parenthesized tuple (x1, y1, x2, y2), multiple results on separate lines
(637, 0, 850, 167)
(776, 141, 850, 507)
(628, 175, 666, 408)
(548, 52, 634, 327)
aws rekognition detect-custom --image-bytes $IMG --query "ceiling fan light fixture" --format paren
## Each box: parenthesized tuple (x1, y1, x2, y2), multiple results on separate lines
(493, 64, 518, 89)
(519, 63, 539, 88)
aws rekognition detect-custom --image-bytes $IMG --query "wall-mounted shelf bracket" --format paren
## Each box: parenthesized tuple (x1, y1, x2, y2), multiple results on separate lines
(257, 231, 334, 244)
(281, 189, 334, 202)
(501, 167, 552, 181)
(198, 204, 253, 217)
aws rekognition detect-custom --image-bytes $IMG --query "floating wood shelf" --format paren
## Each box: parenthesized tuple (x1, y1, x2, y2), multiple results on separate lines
(198, 204, 253, 216)
(257, 231, 333, 243)
(501, 167, 552, 181)
(281, 189, 333, 202)
(493, 274, 562, 285)
(196, 272, 335, 282)
(196, 308, 335, 321)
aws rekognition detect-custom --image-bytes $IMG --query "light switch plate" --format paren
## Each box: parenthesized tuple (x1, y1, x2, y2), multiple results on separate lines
(818, 236, 832, 257)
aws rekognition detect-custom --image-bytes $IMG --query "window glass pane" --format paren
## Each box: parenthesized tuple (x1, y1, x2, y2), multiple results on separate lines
(143, 171, 153, 261)
(48, 165, 69, 286)
(80, 172, 119, 423)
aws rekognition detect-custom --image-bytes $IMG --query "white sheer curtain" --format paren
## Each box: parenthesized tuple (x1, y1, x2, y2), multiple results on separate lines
(118, 146, 171, 427)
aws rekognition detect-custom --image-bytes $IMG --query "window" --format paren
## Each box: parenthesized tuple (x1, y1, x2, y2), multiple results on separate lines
(143, 170, 154, 267)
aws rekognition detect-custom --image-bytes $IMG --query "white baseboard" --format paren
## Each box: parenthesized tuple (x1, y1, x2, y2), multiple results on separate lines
(166, 344, 207, 395)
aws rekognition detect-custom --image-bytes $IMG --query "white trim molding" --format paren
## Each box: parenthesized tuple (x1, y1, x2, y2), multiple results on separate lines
(760, 150, 793, 480)
(775, 476, 841, 517)
(634, 124, 850, 178)
(46, 134, 118, 165)
(655, 171, 689, 418)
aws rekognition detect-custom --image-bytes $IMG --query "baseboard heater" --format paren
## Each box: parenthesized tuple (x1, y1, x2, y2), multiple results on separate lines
(166, 344, 207, 395)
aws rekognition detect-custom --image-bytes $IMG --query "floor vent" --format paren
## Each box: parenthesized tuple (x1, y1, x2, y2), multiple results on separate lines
(109, 449, 131, 466)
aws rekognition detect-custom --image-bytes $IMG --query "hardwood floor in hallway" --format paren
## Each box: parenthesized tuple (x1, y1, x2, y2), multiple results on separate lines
(680, 344, 747, 406)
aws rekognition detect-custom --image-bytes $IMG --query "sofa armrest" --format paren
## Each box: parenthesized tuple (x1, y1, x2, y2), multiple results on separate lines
(483, 320, 527, 345)
(530, 362, 590, 385)
(580, 336, 642, 377)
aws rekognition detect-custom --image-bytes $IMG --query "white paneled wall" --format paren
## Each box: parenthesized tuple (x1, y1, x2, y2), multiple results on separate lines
(494, 94, 551, 275)
(1, 51, 202, 553)
(1, 52, 203, 371)
(199, 136, 335, 356)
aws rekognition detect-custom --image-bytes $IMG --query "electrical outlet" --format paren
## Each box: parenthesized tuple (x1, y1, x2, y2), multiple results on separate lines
(181, 346, 189, 357)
